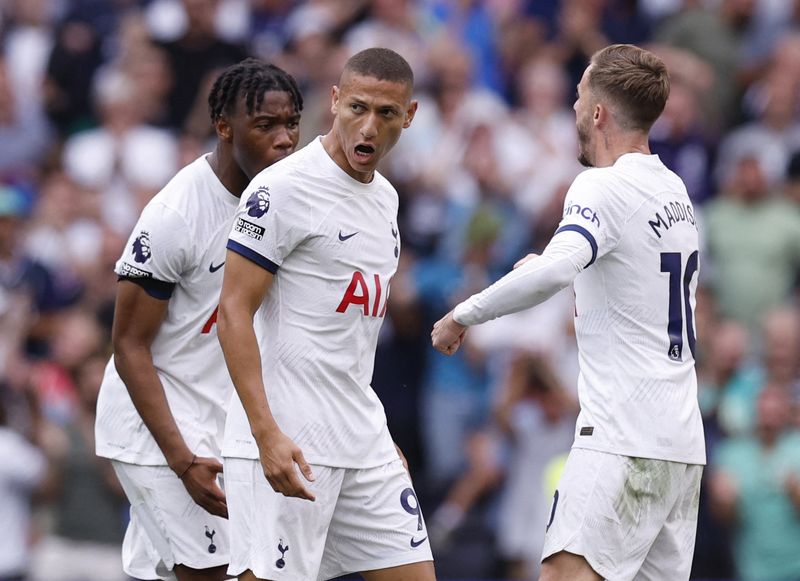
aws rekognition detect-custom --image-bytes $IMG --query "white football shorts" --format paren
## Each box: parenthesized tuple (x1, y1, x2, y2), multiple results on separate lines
(224, 457, 433, 581)
(542, 448, 702, 581)
(112, 461, 230, 580)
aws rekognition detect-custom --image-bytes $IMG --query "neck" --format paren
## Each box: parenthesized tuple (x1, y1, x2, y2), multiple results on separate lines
(321, 131, 373, 184)
(593, 130, 651, 168)
(208, 146, 249, 197)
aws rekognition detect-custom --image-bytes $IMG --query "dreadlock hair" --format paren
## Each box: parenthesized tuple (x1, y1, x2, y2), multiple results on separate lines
(208, 58, 303, 124)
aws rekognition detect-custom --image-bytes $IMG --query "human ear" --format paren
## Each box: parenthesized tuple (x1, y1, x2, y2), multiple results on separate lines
(330, 85, 340, 116)
(215, 117, 232, 142)
(402, 100, 418, 129)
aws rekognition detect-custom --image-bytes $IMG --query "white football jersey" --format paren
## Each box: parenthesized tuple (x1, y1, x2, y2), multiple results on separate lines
(95, 155, 238, 464)
(223, 137, 399, 468)
(559, 153, 705, 465)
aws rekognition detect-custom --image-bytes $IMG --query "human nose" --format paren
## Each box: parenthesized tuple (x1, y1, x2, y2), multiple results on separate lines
(273, 125, 296, 149)
(360, 113, 378, 140)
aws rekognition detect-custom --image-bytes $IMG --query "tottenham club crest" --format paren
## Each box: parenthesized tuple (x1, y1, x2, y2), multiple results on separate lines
(132, 231, 152, 264)
(246, 186, 271, 218)
(204, 526, 217, 553)
(276, 539, 289, 569)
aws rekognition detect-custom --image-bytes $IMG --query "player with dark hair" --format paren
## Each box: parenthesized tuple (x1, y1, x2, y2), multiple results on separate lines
(433, 44, 705, 581)
(217, 47, 435, 581)
(95, 59, 302, 581)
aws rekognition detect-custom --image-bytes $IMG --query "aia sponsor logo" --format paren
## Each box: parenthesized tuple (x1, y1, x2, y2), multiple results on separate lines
(336, 272, 391, 317)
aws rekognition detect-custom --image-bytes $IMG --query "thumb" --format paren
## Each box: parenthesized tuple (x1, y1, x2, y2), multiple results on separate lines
(207, 458, 224, 474)
(294, 449, 315, 482)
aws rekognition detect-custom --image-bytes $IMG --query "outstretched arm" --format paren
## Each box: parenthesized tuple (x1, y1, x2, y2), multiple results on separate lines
(217, 251, 315, 501)
(113, 280, 227, 517)
(432, 230, 592, 355)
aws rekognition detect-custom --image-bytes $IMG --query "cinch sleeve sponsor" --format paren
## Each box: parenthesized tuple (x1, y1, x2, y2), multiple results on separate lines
(227, 171, 311, 270)
(115, 203, 190, 284)
(555, 171, 622, 268)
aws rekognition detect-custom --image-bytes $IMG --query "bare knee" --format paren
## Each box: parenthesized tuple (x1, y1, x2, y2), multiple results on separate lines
(539, 551, 602, 581)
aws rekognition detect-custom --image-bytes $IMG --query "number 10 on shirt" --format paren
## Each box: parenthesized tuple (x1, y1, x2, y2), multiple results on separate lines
(660, 250, 698, 362)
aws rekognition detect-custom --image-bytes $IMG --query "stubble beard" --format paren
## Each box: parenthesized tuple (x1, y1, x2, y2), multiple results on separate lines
(577, 125, 594, 168)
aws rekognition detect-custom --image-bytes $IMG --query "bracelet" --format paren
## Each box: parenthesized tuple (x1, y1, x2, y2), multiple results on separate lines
(177, 454, 197, 479)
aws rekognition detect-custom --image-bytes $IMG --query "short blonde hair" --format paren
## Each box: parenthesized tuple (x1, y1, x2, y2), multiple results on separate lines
(589, 44, 670, 132)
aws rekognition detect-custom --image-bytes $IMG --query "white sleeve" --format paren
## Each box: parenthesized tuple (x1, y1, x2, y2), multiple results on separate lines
(227, 169, 310, 273)
(115, 202, 191, 283)
(453, 230, 592, 326)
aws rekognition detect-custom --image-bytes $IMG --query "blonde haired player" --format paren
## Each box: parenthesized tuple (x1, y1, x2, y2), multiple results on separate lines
(433, 44, 705, 581)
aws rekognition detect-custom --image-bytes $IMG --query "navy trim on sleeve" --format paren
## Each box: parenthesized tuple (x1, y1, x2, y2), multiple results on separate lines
(118, 276, 176, 300)
(555, 224, 598, 268)
(227, 240, 280, 274)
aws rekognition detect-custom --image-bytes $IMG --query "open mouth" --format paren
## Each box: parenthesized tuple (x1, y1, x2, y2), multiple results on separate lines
(354, 144, 376, 163)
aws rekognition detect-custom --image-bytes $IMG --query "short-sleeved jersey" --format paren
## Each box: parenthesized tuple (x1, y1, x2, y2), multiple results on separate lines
(223, 137, 399, 469)
(558, 153, 705, 465)
(95, 155, 238, 465)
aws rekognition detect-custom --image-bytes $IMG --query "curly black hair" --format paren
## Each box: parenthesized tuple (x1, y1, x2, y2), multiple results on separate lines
(208, 58, 303, 123)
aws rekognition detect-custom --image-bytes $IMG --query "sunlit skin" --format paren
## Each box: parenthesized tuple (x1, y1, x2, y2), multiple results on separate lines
(321, 70, 417, 183)
(210, 90, 301, 196)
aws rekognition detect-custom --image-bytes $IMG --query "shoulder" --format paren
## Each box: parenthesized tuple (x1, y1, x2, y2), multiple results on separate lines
(565, 168, 618, 203)
(135, 164, 210, 236)
(372, 171, 399, 198)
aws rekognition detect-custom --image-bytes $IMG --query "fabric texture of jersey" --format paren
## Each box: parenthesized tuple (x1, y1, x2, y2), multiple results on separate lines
(560, 153, 705, 465)
(223, 137, 399, 468)
(95, 154, 239, 464)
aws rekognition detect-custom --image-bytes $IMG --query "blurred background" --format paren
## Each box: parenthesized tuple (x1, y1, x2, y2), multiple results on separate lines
(0, 0, 799, 580)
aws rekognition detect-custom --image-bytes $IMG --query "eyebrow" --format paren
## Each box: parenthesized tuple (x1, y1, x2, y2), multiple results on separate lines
(348, 96, 402, 110)
(251, 112, 300, 121)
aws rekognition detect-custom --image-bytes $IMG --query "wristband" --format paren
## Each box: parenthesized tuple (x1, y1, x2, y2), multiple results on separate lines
(178, 454, 197, 479)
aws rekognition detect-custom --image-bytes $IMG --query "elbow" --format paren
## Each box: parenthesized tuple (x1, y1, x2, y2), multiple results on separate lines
(217, 298, 237, 344)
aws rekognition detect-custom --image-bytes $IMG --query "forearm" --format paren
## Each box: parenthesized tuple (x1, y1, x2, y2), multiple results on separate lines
(114, 346, 192, 471)
(218, 305, 279, 443)
(453, 231, 590, 326)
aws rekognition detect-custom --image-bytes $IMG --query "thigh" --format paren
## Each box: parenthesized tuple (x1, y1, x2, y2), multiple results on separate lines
(542, 450, 687, 581)
(224, 458, 342, 581)
(113, 461, 228, 578)
(318, 460, 433, 581)
(540, 551, 603, 581)
(634, 465, 703, 581)
(361, 560, 436, 581)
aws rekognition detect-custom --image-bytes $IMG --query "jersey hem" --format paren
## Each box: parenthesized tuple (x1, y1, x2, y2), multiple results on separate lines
(570, 441, 706, 466)
(221, 449, 401, 470)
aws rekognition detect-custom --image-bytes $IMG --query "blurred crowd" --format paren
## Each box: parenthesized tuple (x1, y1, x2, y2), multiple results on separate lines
(0, 0, 799, 580)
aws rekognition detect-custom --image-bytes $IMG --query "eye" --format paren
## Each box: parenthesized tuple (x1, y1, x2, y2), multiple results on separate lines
(287, 121, 299, 130)
(350, 103, 365, 113)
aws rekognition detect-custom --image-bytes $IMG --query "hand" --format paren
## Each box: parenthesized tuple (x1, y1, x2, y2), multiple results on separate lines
(514, 252, 539, 269)
(431, 310, 468, 356)
(257, 429, 316, 501)
(180, 456, 228, 518)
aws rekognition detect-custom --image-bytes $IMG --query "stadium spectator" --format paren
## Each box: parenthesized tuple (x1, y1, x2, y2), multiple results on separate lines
(710, 386, 800, 581)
